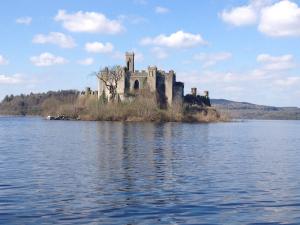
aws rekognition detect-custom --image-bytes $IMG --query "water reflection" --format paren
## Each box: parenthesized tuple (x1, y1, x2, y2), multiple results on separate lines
(1, 118, 300, 224)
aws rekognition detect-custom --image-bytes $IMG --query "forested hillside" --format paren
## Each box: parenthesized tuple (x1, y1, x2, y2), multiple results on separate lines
(0, 90, 78, 115)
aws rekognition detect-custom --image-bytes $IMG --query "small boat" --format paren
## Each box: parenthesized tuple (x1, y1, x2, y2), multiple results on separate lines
(46, 116, 55, 120)
(46, 115, 71, 120)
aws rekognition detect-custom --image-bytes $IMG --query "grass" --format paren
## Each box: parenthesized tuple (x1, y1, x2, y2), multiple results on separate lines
(75, 91, 228, 123)
(0, 90, 229, 122)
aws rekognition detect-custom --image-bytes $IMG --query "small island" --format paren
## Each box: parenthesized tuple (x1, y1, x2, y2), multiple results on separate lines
(0, 52, 227, 122)
(76, 52, 225, 122)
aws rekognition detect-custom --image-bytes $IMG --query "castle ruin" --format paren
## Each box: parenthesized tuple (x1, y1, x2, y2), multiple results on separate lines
(82, 52, 210, 107)
(98, 52, 184, 106)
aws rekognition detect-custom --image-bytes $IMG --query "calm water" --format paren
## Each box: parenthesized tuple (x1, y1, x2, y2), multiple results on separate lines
(1, 117, 300, 225)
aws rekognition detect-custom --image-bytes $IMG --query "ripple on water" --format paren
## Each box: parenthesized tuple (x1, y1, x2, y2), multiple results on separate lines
(0, 118, 300, 224)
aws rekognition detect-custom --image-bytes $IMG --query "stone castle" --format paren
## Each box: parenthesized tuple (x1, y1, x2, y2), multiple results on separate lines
(81, 52, 210, 107)
(98, 52, 184, 106)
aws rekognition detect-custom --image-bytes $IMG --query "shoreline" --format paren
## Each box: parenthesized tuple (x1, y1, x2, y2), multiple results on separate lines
(0, 113, 229, 123)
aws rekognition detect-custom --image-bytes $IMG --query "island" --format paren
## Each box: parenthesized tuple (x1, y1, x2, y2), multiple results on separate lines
(0, 52, 226, 122)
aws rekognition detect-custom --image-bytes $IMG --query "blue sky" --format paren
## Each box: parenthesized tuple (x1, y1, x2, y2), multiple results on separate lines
(0, 0, 300, 106)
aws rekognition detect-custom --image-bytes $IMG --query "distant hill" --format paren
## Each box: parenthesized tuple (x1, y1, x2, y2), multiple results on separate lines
(211, 99, 300, 120)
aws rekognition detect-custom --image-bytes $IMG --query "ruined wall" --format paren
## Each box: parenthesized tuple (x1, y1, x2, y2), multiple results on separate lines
(116, 69, 126, 100)
(147, 66, 157, 92)
(129, 70, 148, 92)
(165, 71, 175, 106)
(98, 68, 109, 99)
(98, 68, 126, 101)
(184, 88, 211, 107)
(174, 82, 184, 104)
(125, 52, 134, 73)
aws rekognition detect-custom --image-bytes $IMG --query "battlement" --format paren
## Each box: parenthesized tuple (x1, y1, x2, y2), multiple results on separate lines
(132, 70, 148, 77)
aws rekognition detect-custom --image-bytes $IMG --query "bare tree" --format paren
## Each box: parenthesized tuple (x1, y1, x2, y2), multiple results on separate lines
(97, 65, 124, 102)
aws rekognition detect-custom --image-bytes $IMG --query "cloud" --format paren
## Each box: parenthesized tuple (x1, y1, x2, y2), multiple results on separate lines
(32, 32, 76, 48)
(220, 0, 300, 37)
(220, 0, 274, 26)
(0, 74, 24, 84)
(54, 10, 124, 34)
(16, 17, 32, 25)
(141, 30, 206, 48)
(257, 54, 295, 70)
(220, 5, 257, 26)
(84, 42, 114, 53)
(77, 57, 94, 65)
(151, 47, 168, 59)
(0, 55, 9, 65)
(194, 52, 232, 67)
(177, 50, 300, 106)
(155, 6, 170, 14)
(30, 52, 68, 67)
(259, 0, 300, 37)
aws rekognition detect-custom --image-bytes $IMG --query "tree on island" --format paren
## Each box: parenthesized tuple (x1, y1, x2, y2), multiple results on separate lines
(97, 65, 123, 103)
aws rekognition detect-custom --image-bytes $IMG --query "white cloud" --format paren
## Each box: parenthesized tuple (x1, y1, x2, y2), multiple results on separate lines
(155, 6, 170, 14)
(0, 55, 9, 65)
(0, 74, 24, 84)
(259, 0, 300, 37)
(32, 32, 76, 48)
(220, 0, 300, 37)
(220, 5, 257, 26)
(54, 10, 124, 34)
(257, 54, 295, 70)
(77, 57, 94, 66)
(194, 52, 232, 67)
(141, 30, 206, 48)
(177, 50, 300, 106)
(84, 42, 114, 53)
(30, 52, 68, 67)
(151, 47, 168, 59)
(274, 76, 300, 86)
(220, 0, 274, 26)
(16, 17, 32, 25)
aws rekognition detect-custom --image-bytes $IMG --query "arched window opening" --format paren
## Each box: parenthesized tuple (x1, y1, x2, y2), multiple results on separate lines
(134, 80, 139, 90)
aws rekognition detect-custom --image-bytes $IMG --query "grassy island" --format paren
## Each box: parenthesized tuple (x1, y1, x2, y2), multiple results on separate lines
(0, 90, 228, 123)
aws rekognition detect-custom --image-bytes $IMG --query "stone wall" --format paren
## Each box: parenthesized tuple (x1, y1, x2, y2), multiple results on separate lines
(165, 71, 175, 106)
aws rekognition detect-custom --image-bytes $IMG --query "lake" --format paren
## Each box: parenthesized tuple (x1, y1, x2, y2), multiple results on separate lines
(1, 117, 300, 224)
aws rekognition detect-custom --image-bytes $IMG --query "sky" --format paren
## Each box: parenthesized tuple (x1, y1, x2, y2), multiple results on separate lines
(0, 0, 300, 107)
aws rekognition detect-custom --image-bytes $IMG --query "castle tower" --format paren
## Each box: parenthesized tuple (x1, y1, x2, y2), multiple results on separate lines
(165, 70, 175, 106)
(191, 88, 197, 96)
(204, 90, 209, 98)
(125, 52, 135, 72)
(148, 66, 157, 92)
